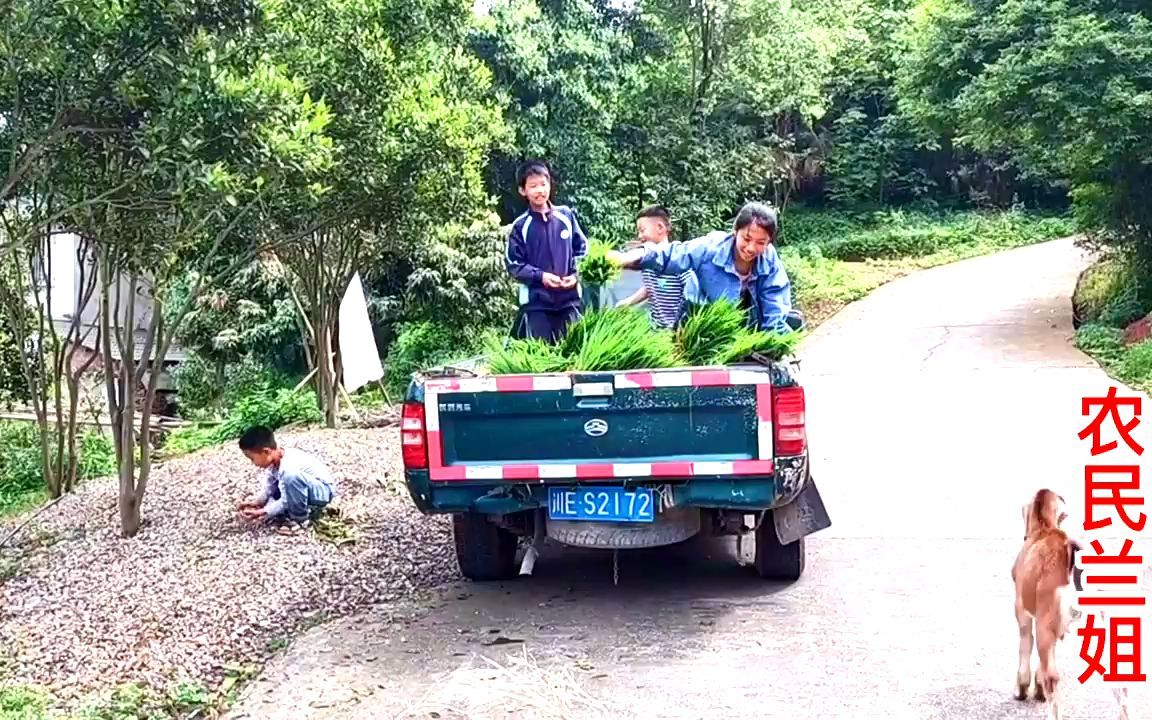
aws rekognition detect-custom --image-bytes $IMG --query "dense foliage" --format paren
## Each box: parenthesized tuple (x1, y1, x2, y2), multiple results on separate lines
(1, 0, 1108, 514)
(898, 0, 1152, 263)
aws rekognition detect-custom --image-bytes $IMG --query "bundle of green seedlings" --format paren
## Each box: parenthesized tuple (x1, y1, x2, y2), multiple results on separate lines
(677, 299, 803, 366)
(484, 303, 800, 375)
(486, 308, 680, 374)
(576, 239, 621, 286)
(484, 336, 570, 375)
(566, 307, 682, 372)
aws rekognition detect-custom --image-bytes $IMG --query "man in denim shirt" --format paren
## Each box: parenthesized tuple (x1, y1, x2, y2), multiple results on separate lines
(236, 426, 335, 531)
(609, 202, 803, 334)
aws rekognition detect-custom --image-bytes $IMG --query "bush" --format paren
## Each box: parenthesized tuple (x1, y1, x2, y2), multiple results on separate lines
(0, 422, 116, 514)
(394, 214, 518, 342)
(1075, 324, 1126, 365)
(162, 384, 323, 457)
(777, 207, 869, 248)
(828, 224, 961, 260)
(1119, 342, 1152, 388)
(1072, 254, 1152, 330)
(779, 244, 875, 306)
(0, 322, 27, 409)
(172, 354, 297, 418)
(384, 321, 484, 396)
(0, 424, 44, 502)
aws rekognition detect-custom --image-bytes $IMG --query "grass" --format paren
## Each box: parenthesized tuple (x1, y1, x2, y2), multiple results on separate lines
(0, 424, 116, 521)
(781, 207, 1077, 327)
(0, 678, 219, 720)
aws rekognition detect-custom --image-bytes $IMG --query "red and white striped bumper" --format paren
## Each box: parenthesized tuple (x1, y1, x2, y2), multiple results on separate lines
(423, 369, 775, 482)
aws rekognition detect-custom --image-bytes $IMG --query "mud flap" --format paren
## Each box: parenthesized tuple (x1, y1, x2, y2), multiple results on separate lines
(773, 474, 831, 545)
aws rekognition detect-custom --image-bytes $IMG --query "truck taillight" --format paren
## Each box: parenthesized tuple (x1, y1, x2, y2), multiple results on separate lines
(401, 402, 428, 469)
(772, 385, 806, 456)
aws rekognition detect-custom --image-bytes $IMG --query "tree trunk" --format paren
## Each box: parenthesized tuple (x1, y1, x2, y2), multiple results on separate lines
(119, 479, 141, 537)
(316, 316, 339, 428)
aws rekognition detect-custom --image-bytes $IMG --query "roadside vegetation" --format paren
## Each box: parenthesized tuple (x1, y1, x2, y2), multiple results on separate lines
(0, 0, 1140, 714)
(1072, 251, 1152, 394)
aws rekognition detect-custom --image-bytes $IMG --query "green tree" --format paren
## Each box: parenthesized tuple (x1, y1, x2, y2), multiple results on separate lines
(261, 0, 507, 426)
(470, 0, 645, 239)
(897, 0, 1152, 250)
(3, 0, 337, 535)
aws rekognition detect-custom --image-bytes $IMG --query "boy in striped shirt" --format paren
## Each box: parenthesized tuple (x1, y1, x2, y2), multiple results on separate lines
(616, 206, 696, 330)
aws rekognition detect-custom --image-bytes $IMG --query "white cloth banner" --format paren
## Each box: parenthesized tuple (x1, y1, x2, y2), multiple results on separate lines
(337, 272, 384, 393)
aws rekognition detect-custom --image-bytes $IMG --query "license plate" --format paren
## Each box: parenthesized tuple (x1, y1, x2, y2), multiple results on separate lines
(547, 486, 655, 523)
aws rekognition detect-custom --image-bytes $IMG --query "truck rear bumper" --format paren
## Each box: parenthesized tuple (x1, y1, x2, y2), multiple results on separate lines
(404, 456, 808, 517)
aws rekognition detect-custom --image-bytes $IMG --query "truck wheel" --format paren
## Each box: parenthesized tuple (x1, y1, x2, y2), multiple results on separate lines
(452, 512, 519, 581)
(753, 510, 805, 581)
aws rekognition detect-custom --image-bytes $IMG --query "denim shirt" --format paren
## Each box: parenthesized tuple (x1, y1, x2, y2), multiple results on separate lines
(257, 448, 336, 522)
(638, 230, 794, 333)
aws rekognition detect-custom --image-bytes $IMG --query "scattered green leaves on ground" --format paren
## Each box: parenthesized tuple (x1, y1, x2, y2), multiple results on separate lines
(0, 683, 51, 720)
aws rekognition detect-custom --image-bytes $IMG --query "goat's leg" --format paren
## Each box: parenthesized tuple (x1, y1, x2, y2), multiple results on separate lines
(1036, 625, 1060, 718)
(1113, 685, 1129, 720)
(1016, 603, 1034, 701)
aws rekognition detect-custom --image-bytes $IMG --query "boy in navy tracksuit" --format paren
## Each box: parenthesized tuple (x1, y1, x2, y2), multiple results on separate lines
(505, 160, 589, 343)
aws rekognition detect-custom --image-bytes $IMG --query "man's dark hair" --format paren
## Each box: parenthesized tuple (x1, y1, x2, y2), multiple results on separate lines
(636, 205, 671, 229)
(733, 202, 778, 239)
(517, 160, 551, 188)
(238, 425, 277, 452)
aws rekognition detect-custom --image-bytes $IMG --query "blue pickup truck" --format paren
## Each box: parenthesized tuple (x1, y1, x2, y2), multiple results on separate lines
(400, 274, 831, 582)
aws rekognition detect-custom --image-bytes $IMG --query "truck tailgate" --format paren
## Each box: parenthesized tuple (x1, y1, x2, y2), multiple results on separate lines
(422, 368, 774, 481)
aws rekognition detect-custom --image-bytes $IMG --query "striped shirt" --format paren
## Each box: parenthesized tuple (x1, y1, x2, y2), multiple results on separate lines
(642, 268, 693, 329)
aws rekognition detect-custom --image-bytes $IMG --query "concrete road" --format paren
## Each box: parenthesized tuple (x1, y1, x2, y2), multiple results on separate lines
(227, 238, 1150, 720)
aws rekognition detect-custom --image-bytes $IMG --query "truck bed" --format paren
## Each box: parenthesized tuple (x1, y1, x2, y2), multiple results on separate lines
(423, 367, 777, 481)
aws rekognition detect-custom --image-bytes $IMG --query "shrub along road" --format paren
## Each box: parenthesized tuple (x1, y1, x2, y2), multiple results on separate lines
(225, 237, 1145, 720)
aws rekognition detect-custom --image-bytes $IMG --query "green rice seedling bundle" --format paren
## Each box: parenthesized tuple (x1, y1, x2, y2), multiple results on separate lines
(569, 307, 682, 372)
(676, 299, 747, 366)
(559, 307, 657, 361)
(576, 240, 621, 286)
(484, 337, 570, 375)
(711, 327, 803, 365)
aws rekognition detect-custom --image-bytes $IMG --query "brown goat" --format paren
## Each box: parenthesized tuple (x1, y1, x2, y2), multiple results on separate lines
(1012, 489, 1132, 720)
(1012, 489, 1076, 717)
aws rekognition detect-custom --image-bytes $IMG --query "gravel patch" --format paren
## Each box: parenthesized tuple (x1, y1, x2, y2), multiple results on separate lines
(0, 426, 457, 709)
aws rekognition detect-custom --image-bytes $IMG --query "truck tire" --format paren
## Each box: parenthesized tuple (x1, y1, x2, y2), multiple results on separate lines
(753, 510, 805, 581)
(452, 512, 519, 581)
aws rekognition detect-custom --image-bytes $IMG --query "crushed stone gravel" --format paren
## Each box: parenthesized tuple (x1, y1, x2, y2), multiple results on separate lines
(0, 426, 457, 710)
